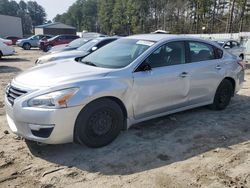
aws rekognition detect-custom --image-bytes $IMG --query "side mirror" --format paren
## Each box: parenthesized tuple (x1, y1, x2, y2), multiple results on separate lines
(137, 62, 152, 72)
(91, 46, 98, 52)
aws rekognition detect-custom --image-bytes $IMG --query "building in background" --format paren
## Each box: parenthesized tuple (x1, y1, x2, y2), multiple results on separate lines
(0, 15, 23, 38)
(34, 22, 76, 36)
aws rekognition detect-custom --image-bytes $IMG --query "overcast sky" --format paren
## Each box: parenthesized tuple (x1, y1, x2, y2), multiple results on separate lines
(15, 0, 76, 21)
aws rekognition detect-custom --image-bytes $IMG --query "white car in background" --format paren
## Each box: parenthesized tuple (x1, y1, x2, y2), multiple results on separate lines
(0, 37, 12, 46)
(0, 40, 15, 59)
(216, 40, 245, 60)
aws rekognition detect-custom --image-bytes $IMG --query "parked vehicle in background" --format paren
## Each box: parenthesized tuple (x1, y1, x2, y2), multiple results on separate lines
(0, 38, 12, 46)
(40, 35, 80, 52)
(82, 32, 107, 40)
(0, 40, 15, 59)
(5, 34, 245, 148)
(48, 38, 91, 54)
(36, 37, 119, 64)
(38, 35, 54, 49)
(16, 35, 52, 50)
(215, 40, 245, 60)
(5, 36, 21, 45)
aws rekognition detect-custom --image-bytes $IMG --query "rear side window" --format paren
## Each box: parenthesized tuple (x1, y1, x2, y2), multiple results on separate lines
(67, 35, 78, 40)
(188, 42, 216, 62)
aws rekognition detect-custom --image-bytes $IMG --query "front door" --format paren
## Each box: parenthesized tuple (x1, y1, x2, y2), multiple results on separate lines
(132, 41, 190, 120)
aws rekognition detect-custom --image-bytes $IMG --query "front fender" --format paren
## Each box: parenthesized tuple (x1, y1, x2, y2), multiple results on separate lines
(67, 77, 133, 118)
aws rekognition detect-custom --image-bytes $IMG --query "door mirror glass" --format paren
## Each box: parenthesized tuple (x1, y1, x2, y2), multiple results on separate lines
(91, 46, 98, 52)
(137, 62, 152, 72)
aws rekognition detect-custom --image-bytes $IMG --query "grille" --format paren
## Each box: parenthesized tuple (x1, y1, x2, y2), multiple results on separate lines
(6, 85, 27, 106)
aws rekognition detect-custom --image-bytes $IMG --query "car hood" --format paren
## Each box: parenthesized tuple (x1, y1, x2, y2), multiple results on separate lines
(49, 44, 68, 53)
(37, 50, 88, 64)
(14, 59, 111, 87)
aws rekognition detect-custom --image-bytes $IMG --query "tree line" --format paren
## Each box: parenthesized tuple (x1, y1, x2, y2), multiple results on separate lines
(54, 0, 250, 35)
(0, 0, 47, 35)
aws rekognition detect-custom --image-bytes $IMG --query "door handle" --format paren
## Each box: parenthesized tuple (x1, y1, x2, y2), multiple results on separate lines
(215, 65, 222, 70)
(179, 72, 189, 78)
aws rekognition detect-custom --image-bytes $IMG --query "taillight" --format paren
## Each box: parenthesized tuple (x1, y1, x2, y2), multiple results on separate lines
(237, 60, 247, 70)
(4, 42, 12, 46)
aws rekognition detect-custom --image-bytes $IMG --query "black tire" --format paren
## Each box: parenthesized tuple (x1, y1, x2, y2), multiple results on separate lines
(23, 43, 31, 50)
(0, 51, 2, 59)
(44, 45, 52, 52)
(210, 79, 234, 110)
(240, 54, 244, 60)
(74, 98, 124, 148)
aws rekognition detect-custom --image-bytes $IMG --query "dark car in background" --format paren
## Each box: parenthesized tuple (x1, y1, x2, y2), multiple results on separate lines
(40, 35, 80, 52)
(38, 35, 54, 49)
(16, 35, 53, 50)
(36, 37, 120, 64)
(48, 38, 91, 54)
(5, 36, 22, 45)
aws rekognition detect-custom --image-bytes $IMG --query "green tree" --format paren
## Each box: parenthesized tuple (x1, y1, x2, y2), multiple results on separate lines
(98, 0, 115, 34)
(27, 1, 47, 26)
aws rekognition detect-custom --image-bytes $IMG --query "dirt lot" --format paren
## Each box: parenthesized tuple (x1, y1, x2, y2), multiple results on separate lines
(0, 47, 250, 188)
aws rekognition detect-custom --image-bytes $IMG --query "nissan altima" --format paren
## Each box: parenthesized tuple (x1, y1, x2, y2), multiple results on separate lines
(5, 34, 245, 147)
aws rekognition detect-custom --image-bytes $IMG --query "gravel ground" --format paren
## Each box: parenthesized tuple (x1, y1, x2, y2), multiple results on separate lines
(0, 47, 250, 188)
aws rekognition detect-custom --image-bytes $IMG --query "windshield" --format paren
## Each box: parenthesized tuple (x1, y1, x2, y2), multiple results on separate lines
(81, 38, 155, 68)
(48, 36, 58, 41)
(67, 38, 89, 48)
(77, 39, 101, 51)
(216, 41, 225, 46)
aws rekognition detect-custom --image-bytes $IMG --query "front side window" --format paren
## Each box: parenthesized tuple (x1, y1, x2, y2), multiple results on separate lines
(224, 42, 231, 49)
(231, 41, 239, 48)
(145, 41, 186, 68)
(189, 42, 216, 62)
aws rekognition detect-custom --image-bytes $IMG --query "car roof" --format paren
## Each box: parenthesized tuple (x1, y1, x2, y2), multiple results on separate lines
(216, 39, 237, 43)
(127, 34, 180, 42)
(127, 34, 212, 43)
(91, 36, 121, 42)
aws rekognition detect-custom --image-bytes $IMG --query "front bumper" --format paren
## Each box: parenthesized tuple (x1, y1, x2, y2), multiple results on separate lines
(4, 96, 83, 144)
(16, 42, 23, 47)
(235, 68, 245, 93)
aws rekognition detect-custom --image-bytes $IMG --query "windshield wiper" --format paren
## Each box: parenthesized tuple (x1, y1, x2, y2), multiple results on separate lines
(82, 61, 97, 67)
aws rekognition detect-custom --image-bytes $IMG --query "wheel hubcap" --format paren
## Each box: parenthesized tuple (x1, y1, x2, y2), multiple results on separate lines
(90, 110, 113, 136)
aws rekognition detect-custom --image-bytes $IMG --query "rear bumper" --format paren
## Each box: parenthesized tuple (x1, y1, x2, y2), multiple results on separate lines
(235, 69, 245, 93)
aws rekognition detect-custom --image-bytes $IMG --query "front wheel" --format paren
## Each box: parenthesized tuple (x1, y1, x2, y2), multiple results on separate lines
(44, 45, 52, 52)
(23, 43, 31, 50)
(74, 98, 124, 148)
(210, 79, 234, 110)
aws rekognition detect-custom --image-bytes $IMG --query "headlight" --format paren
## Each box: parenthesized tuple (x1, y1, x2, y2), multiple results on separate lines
(37, 57, 65, 64)
(48, 56, 68, 62)
(27, 88, 79, 108)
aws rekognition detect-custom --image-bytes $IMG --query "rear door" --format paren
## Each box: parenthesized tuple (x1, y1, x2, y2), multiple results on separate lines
(185, 41, 225, 105)
(132, 41, 191, 119)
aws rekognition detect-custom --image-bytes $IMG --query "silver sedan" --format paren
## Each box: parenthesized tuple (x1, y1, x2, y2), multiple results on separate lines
(5, 34, 245, 147)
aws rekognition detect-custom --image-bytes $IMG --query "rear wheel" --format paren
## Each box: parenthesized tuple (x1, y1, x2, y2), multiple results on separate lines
(0, 51, 2, 59)
(74, 98, 124, 148)
(210, 79, 234, 110)
(240, 54, 244, 60)
(23, 43, 31, 50)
